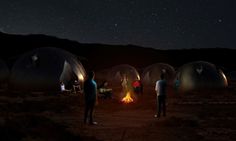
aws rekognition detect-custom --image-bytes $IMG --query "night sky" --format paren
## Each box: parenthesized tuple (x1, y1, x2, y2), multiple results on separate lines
(0, 0, 235, 49)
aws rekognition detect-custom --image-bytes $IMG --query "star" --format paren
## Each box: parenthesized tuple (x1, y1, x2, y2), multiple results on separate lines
(0, 0, 234, 50)
(218, 19, 222, 23)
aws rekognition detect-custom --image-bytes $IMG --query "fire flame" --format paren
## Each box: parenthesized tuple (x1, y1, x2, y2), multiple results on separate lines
(121, 91, 134, 104)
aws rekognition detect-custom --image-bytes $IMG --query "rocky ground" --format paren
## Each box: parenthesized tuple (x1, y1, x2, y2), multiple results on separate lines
(1, 87, 236, 141)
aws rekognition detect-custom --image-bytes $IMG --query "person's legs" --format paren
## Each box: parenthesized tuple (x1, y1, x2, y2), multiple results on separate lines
(89, 102, 96, 124)
(157, 96, 162, 117)
(84, 103, 89, 124)
(163, 96, 166, 116)
(155, 96, 159, 116)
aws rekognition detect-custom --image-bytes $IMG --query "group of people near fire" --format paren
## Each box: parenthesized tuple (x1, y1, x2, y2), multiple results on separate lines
(120, 73, 166, 118)
(82, 70, 168, 125)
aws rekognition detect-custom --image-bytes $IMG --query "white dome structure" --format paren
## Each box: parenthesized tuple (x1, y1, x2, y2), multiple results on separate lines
(176, 61, 228, 91)
(9, 47, 86, 92)
(141, 63, 175, 86)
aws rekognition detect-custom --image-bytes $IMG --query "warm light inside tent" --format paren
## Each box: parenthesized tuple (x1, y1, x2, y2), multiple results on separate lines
(137, 74, 140, 80)
(221, 72, 228, 85)
(78, 74, 84, 81)
(181, 74, 194, 91)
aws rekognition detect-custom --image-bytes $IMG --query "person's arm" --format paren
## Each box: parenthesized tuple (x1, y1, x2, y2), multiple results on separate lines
(155, 81, 158, 92)
(155, 81, 159, 96)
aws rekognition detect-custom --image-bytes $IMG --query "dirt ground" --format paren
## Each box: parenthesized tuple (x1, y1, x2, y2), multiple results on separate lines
(1, 87, 236, 141)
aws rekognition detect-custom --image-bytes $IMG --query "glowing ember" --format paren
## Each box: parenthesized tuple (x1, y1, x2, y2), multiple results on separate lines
(121, 92, 134, 104)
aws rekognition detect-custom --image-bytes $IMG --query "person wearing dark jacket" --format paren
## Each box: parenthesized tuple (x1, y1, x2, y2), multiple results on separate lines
(83, 71, 98, 125)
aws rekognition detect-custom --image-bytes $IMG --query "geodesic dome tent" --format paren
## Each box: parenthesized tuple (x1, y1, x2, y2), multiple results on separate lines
(0, 59, 10, 89)
(176, 61, 228, 91)
(141, 63, 175, 86)
(107, 64, 140, 86)
(9, 47, 86, 92)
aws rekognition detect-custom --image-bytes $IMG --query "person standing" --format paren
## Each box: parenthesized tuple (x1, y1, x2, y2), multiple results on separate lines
(83, 71, 98, 125)
(132, 79, 143, 95)
(174, 77, 180, 95)
(121, 74, 128, 93)
(155, 73, 167, 118)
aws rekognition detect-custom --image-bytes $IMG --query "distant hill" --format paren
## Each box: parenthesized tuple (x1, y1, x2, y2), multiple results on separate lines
(0, 32, 236, 71)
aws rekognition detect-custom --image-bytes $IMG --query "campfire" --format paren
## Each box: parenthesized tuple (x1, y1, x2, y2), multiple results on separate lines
(121, 91, 134, 104)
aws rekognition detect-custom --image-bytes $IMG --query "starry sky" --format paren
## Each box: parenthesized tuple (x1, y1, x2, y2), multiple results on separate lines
(0, 0, 235, 49)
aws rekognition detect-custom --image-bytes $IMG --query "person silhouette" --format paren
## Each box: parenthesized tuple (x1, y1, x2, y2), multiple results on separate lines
(83, 71, 98, 125)
(121, 74, 128, 93)
(174, 77, 180, 94)
(60, 81, 71, 94)
(132, 79, 143, 95)
(155, 73, 167, 118)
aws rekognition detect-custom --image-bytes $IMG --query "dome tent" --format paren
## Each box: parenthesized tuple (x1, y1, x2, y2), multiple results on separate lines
(141, 63, 175, 86)
(9, 47, 86, 92)
(0, 59, 10, 89)
(107, 64, 140, 86)
(176, 61, 228, 91)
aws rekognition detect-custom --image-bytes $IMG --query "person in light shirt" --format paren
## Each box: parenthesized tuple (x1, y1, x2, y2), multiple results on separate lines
(60, 81, 66, 91)
(60, 81, 71, 94)
(155, 73, 167, 118)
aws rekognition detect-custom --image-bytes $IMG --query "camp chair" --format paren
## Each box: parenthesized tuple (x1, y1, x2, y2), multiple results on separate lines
(61, 89, 72, 94)
(98, 88, 113, 99)
(73, 84, 82, 94)
(60, 82, 72, 94)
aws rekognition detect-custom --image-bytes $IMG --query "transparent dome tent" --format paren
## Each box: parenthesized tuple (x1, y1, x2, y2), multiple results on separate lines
(176, 61, 228, 91)
(106, 64, 140, 87)
(141, 63, 175, 86)
(9, 47, 86, 92)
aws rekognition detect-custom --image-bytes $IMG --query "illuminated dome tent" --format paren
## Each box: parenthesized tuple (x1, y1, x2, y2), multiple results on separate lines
(107, 64, 140, 86)
(9, 47, 86, 92)
(142, 63, 175, 86)
(0, 59, 10, 89)
(176, 61, 228, 91)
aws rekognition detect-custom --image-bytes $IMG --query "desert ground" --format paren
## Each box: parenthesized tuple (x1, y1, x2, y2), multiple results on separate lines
(1, 86, 236, 141)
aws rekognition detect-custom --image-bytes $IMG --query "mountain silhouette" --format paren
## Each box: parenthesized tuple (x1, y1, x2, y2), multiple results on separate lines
(0, 31, 235, 71)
